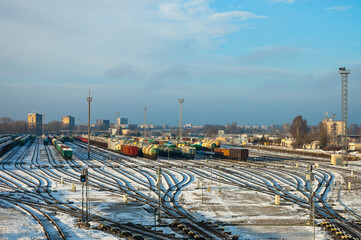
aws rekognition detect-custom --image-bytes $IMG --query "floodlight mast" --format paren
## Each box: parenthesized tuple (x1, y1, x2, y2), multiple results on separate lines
(86, 90, 93, 159)
(339, 67, 350, 165)
(178, 98, 184, 141)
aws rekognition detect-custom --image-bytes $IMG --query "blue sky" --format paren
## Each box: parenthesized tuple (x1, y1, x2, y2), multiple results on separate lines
(0, 0, 360, 126)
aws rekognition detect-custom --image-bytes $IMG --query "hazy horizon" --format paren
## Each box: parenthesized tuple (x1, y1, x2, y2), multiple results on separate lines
(1, 1, 360, 126)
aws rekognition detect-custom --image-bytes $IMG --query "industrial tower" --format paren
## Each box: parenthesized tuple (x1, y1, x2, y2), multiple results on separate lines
(339, 67, 350, 164)
(178, 98, 184, 140)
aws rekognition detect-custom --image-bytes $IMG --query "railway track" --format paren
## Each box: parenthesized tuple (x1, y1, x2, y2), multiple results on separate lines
(2, 137, 361, 239)
(68, 140, 232, 239)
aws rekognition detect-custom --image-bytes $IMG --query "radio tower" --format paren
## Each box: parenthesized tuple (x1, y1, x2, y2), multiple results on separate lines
(339, 67, 350, 165)
(178, 98, 184, 140)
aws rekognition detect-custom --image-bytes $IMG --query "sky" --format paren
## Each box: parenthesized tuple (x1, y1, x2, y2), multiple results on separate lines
(0, 0, 360, 126)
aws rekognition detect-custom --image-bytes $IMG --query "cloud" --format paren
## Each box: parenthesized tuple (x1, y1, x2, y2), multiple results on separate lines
(157, 0, 266, 41)
(325, 5, 353, 12)
(240, 45, 309, 64)
(152, 66, 191, 81)
(104, 64, 144, 81)
(0, 0, 267, 82)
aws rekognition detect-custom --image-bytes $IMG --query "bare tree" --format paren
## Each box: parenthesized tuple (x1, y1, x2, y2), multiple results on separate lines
(225, 122, 239, 134)
(46, 121, 62, 132)
(290, 115, 309, 148)
(318, 122, 329, 149)
(0, 117, 14, 134)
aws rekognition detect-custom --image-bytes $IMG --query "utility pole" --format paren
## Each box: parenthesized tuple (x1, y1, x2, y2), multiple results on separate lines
(339, 67, 350, 165)
(87, 90, 93, 159)
(41, 114, 45, 136)
(144, 106, 147, 138)
(178, 98, 184, 141)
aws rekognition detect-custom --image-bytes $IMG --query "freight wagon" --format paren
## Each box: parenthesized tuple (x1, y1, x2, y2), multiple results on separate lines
(0, 136, 12, 145)
(42, 135, 49, 145)
(50, 137, 73, 159)
(0, 140, 14, 156)
(194, 141, 221, 151)
(76, 136, 199, 160)
(214, 148, 248, 161)
(139, 145, 158, 159)
(19, 135, 31, 146)
(1, 135, 33, 156)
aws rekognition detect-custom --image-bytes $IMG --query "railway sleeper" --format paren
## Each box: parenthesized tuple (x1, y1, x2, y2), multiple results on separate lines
(132, 234, 144, 240)
(110, 227, 121, 235)
(121, 231, 132, 237)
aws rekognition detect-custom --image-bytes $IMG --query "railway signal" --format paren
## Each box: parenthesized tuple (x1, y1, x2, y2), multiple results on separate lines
(81, 168, 90, 227)
(80, 174, 86, 182)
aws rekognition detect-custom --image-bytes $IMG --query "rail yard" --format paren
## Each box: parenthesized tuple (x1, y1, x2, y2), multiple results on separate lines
(1, 134, 361, 240)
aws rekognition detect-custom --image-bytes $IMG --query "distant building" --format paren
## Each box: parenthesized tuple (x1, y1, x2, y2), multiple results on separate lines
(62, 115, 75, 128)
(103, 120, 110, 128)
(281, 138, 294, 147)
(122, 129, 131, 135)
(304, 140, 320, 149)
(260, 125, 269, 130)
(121, 118, 128, 125)
(28, 113, 42, 135)
(349, 143, 361, 151)
(96, 119, 110, 129)
(139, 124, 155, 129)
(322, 118, 345, 138)
(116, 117, 128, 125)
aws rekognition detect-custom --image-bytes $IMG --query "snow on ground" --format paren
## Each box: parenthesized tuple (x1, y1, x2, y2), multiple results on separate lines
(179, 173, 329, 239)
(0, 207, 43, 240)
(3, 142, 360, 239)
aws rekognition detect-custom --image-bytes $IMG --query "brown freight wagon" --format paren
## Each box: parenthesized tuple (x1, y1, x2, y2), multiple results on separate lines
(229, 148, 248, 161)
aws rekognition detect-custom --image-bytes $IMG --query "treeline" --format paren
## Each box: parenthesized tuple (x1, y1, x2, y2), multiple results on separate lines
(0, 117, 27, 134)
(0, 117, 88, 134)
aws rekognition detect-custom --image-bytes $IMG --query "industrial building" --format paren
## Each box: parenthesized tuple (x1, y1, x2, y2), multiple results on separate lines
(322, 118, 345, 139)
(27, 113, 42, 135)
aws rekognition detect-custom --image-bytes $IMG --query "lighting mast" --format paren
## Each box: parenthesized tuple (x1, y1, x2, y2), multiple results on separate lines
(178, 98, 184, 141)
(86, 90, 93, 159)
(339, 67, 350, 165)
